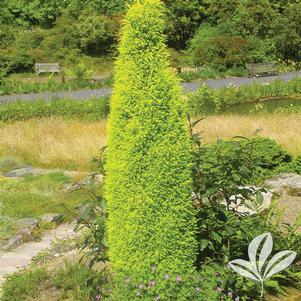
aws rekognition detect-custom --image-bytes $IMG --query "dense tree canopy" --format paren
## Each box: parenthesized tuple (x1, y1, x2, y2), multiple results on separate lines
(0, 0, 300, 73)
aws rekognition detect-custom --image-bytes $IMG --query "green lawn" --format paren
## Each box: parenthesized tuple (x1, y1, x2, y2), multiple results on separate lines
(0, 172, 94, 220)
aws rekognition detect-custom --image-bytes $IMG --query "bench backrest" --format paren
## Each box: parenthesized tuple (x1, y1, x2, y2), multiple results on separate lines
(35, 63, 60, 74)
(180, 66, 202, 73)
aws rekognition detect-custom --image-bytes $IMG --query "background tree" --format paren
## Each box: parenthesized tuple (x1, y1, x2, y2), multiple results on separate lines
(1, 0, 300, 74)
(163, 0, 205, 49)
(76, 13, 120, 55)
(105, 0, 196, 299)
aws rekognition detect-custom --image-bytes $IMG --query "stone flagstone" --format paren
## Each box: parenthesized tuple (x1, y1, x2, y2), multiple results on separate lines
(0, 223, 74, 288)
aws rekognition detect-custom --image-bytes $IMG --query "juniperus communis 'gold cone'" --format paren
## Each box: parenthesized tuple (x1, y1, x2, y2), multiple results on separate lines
(106, 0, 196, 299)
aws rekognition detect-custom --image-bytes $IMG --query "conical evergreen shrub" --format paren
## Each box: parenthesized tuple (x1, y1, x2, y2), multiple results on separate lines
(106, 0, 196, 299)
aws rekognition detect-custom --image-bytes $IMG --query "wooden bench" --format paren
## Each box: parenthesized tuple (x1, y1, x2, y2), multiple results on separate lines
(246, 63, 278, 78)
(35, 63, 61, 75)
(180, 66, 201, 73)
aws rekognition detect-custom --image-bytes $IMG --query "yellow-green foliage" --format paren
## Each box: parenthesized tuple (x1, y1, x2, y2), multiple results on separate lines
(106, 0, 196, 299)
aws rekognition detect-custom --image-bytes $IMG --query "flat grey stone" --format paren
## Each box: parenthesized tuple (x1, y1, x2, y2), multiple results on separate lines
(16, 218, 39, 230)
(4, 166, 36, 178)
(0, 218, 39, 251)
(265, 173, 301, 197)
(0, 235, 23, 251)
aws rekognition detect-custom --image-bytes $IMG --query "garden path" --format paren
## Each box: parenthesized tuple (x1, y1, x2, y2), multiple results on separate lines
(0, 223, 74, 288)
(0, 71, 300, 103)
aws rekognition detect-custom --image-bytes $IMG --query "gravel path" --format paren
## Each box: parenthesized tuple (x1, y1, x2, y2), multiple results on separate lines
(0, 223, 74, 288)
(0, 71, 300, 103)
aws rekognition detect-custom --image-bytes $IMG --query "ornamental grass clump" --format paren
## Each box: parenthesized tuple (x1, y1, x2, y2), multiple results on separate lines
(105, 0, 196, 299)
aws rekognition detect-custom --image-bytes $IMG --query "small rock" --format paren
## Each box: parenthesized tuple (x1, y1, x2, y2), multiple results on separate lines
(16, 218, 39, 231)
(40, 213, 61, 224)
(265, 173, 301, 197)
(4, 166, 36, 178)
(63, 173, 103, 192)
(93, 173, 104, 184)
(0, 219, 40, 251)
(1, 234, 23, 251)
(63, 182, 80, 192)
(226, 189, 273, 215)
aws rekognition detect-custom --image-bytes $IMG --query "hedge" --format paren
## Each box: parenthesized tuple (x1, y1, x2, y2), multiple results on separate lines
(0, 79, 106, 96)
(1, 78, 300, 123)
(0, 98, 109, 122)
(189, 77, 301, 115)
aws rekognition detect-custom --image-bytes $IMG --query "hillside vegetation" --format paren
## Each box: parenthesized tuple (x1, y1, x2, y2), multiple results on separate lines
(0, 0, 300, 74)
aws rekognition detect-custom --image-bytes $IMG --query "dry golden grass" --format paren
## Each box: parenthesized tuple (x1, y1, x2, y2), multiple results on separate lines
(0, 118, 107, 171)
(197, 114, 301, 155)
(0, 113, 300, 171)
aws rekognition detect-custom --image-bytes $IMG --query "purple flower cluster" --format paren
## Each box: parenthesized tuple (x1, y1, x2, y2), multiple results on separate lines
(93, 264, 241, 301)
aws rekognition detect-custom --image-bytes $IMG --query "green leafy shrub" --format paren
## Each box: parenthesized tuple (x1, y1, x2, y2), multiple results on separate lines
(196, 204, 264, 265)
(76, 12, 119, 55)
(67, 63, 93, 83)
(73, 167, 108, 267)
(164, 0, 205, 50)
(192, 34, 250, 71)
(195, 202, 301, 267)
(192, 136, 264, 209)
(52, 262, 104, 301)
(188, 22, 278, 71)
(0, 97, 110, 122)
(192, 133, 294, 188)
(250, 137, 292, 169)
(226, 66, 248, 77)
(274, 155, 301, 175)
(188, 1, 300, 66)
(190, 125, 301, 299)
(247, 136, 293, 181)
(0, 28, 44, 73)
(195, 202, 301, 300)
(292, 156, 301, 174)
(105, 0, 197, 299)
